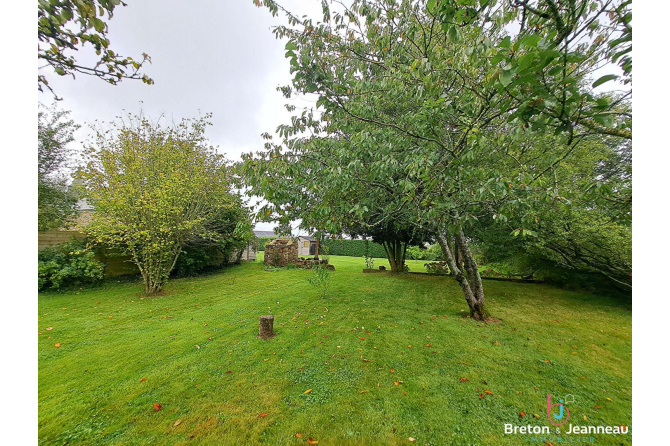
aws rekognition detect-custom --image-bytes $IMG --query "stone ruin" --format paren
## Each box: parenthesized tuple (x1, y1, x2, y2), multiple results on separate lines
(264, 238, 299, 267)
(264, 238, 335, 270)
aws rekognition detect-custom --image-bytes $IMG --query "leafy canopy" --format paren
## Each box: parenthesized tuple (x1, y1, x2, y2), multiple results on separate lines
(81, 113, 237, 294)
(38, 0, 153, 97)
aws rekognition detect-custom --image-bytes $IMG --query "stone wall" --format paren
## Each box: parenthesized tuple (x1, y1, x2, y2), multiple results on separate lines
(264, 239, 299, 267)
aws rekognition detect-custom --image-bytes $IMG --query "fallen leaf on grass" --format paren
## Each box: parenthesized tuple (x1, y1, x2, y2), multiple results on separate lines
(225, 370, 232, 374)
(390, 369, 395, 373)
(520, 412, 526, 417)
(154, 403, 162, 411)
(359, 337, 366, 340)
(258, 413, 268, 418)
(46, 327, 53, 331)
(173, 419, 182, 426)
(484, 390, 494, 395)
(479, 393, 484, 399)
(295, 433, 303, 438)
(594, 406, 601, 409)
(425, 344, 431, 347)
(139, 378, 147, 383)
(194, 345, 200, 350)
(532, 414, 540, 418)
(459, 378, 470, 383)
(409, 438, 416, 442)
(304, 389, 312, 394)
(394, 381, 399, 386)
(307, 438, 318, 445)
(54, 343, 61, 348)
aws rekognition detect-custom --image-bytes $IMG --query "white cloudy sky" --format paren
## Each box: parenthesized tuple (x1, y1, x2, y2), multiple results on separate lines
(38, 0, 327, 231)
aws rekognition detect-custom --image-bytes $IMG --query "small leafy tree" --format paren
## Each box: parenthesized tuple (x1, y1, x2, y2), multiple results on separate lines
(38, 104, 80, 232)
(306, 265, 330, 299)
(81, 113, 237, 295)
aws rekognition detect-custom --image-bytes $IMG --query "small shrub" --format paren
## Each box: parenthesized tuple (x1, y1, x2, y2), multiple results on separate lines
(424, 261, 449, 275)
(38, 240, 105, 291)
(306, 265, 330, 299)
(363, 254, 375, 269)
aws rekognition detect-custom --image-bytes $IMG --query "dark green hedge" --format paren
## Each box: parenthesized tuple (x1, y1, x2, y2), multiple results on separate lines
(257, 237, 387, 258)
(320, 239, 386, 258)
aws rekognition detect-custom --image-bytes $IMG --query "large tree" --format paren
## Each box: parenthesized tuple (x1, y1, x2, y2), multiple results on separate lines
(38, 0, 153, 97)
(38, 104, 80, 232)
(245, 0, 631, 319)
(81, 113, 238, 295)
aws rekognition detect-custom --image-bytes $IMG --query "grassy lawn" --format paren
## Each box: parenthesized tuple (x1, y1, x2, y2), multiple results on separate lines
(39, 254, 632, 445)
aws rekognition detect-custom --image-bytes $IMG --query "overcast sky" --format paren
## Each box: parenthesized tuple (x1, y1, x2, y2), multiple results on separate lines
(38, 0, 326, 231)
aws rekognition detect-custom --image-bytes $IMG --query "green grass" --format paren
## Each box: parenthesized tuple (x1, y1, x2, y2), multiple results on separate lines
(39, 254, 632, 445)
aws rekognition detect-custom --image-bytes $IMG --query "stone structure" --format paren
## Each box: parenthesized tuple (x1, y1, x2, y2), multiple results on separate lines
(264, 238, 299, 267)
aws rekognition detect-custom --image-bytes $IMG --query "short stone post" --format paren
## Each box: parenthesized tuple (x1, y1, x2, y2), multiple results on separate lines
(258, 315, 275, 339)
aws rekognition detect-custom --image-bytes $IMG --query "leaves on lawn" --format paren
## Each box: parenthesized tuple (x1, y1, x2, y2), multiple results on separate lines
(54, 343, 61, 348)
(154, 403, 162, 411)
(484, 390, 494, 395)
(307, 438, 318, 445)
(304, 389, 312, 394)
(173, 419, 182, 426)
(139, 378, 147, 383)
(46, 327, 53, 331)
(295, 433, 303, 438)
(459, 378, 470, 383)
(520, 412, 526, 417)
(258, 413, 268, 418)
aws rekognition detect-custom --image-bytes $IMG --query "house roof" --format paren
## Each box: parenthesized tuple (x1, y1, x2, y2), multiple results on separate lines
(253, 230, 278, 238)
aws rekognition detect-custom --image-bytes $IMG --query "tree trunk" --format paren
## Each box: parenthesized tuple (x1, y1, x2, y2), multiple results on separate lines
(455, 229, 486, 319)
(383, 240, 405, 272)
(437, 225, 487, 321)
(437, 235, 455, 276)
(258, 315, 275, 339)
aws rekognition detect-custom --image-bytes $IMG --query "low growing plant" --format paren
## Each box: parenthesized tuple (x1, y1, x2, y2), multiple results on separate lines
(38, 240, 105, 291)
(306, 265, 330, 299)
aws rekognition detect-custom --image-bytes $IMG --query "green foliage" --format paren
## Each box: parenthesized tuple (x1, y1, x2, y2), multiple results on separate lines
(320, 239, 386, 258)
(81, 113, 238, 295)
(257, 237, 276, 251)
(424, 261, 449, 275)
(432, 0, 632, 139)
(173, 201, 255, 277)
(38, 0, 153, 97)
(38, 104, 80, 232)
(407, 244, 443, 261)
(38, 240, 104, 291)
(246, 0, 632, 313)
(306, 265, 330, 299)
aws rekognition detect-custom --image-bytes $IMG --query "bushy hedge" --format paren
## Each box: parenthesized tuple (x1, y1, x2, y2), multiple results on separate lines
(38, 240, 105, 291)
(320, 239, 387, 258)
